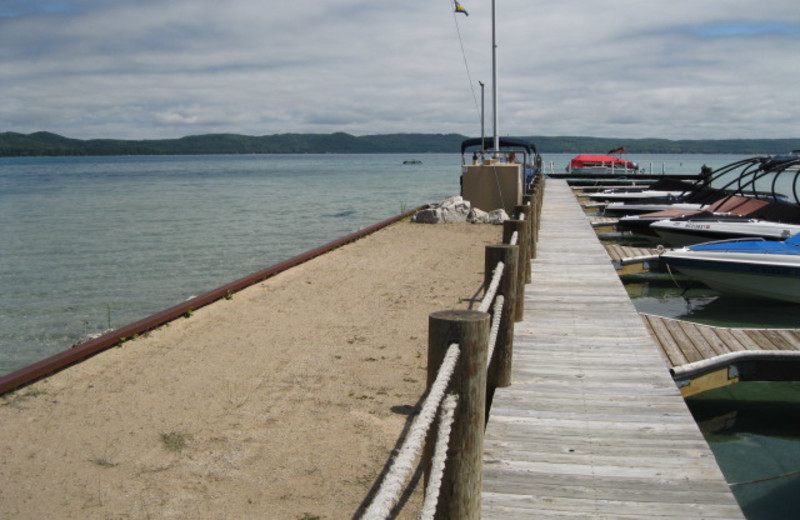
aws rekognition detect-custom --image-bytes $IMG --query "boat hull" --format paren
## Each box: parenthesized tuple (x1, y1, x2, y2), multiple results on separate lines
(661, 249, 800, 303)
(569, 166, 639, 175)
(588, 190, 686, 204)
(652, 220, 800, 247)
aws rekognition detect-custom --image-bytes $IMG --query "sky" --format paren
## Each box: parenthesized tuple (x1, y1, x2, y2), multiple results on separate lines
(1, 0, 799, 140)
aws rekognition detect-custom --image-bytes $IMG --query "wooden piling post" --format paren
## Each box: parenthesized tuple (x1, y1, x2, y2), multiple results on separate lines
(485, 245, 518, 388)
(427, 310, 489, 520)
(514, 204, 533, 278)
(536, 179, 545, 223)
(503, 219, 528, 321)
(524, 194, 538, 259)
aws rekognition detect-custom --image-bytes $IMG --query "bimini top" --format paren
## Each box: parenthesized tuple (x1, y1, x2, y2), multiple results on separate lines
(460, 137, 537, 156)
(569, 154, 637, 169)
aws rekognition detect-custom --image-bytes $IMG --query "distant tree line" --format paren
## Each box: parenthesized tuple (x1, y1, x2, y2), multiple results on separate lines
(1, 131, 799, 157)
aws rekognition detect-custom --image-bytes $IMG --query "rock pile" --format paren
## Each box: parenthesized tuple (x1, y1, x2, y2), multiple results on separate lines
(412, 196, 509, 225)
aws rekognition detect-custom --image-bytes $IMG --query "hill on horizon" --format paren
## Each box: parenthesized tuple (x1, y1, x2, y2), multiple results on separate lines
(1, 131, 799, 157)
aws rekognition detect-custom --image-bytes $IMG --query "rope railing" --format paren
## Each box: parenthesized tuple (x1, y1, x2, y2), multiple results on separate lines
(418, 393, 459, 520)
(361, 344, 461, 520)
(478, 261, 504, 313)
(358, 173, 544, 520)
(486, 295, 504, 371)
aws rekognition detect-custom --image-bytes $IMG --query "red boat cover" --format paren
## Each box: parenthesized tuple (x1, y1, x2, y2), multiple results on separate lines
(569, 154, 635, 168)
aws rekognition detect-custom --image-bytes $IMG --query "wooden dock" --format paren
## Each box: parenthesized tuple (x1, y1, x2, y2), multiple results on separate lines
(642, 314, 800, 368)
(481, 179, 744, 519)
(642, 314, 800, 397)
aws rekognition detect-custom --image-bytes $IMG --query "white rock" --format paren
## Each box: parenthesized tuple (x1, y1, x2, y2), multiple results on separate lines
(412, 207, 443, 224)
(413, 197, 508, 225)
(441, 200, 470, 223)
(487, 209, 509, 225)
(468, 208, 489, 224)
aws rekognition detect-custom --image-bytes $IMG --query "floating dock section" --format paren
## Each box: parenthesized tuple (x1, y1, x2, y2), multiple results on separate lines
(642, 314, 800, 397)
(481, 180, 744, 519)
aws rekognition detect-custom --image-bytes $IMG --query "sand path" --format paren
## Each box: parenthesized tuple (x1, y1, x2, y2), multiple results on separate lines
(0, 220, 500, 520)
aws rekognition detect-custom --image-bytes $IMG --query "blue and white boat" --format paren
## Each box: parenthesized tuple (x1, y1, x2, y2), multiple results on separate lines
(660, 234, 800, 304)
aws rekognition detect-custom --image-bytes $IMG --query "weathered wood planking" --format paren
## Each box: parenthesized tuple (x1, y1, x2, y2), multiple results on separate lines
(641, 314, 800, 369)
(482, 180, 744, 519)
(602, 245, 663, 277)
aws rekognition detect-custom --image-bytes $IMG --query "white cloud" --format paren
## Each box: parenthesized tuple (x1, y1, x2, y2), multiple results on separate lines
(1, 0, 799, 140)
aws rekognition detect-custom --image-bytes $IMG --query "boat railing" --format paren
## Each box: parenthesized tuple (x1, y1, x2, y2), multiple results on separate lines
(357, 174, 545, 520)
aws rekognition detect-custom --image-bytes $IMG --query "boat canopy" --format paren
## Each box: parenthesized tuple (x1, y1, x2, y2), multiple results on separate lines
(460, 136, 542, 190)
(460, 137, 537, 156)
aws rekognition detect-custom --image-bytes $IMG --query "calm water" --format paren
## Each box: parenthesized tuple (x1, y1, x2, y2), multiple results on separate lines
(687, 383, 800, 520)
(0, 154, 462, 375)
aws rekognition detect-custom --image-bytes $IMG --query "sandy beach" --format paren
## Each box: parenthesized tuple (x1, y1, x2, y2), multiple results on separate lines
(0, 220, 500, 520)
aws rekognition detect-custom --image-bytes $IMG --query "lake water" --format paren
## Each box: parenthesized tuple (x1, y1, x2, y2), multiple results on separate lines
(687, 382, 800, 520)
(0, 154, 464, 375)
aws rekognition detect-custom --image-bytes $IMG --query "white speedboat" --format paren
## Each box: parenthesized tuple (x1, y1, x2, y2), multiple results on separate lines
(588, 178, 702, 207)
(652, 217, 800, 246)
(615, 195, 772, 233)
(588, 188, 686, 204)
(659, 234, 800, 304)
(605, 201, 704, 216)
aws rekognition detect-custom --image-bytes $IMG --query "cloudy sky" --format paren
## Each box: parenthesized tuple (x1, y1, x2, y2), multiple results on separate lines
(1, 0, 799, 140)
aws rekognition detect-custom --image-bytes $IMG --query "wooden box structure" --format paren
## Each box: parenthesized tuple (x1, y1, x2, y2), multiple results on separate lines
(461, 162, 523, 216)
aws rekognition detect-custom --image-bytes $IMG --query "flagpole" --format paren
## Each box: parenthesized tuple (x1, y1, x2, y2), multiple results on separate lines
(491, 0, 499, 154)
(479, 81, 485, 154)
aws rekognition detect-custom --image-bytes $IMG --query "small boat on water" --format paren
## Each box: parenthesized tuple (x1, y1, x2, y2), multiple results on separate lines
(660, 234, 800, 304)
(567, 147, 639, 175)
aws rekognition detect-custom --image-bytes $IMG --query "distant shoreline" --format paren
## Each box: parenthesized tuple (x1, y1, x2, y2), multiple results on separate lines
(2, 130, 799, 157)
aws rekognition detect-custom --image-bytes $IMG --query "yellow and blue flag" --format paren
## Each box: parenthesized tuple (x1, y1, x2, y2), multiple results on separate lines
(454, 0, 468, 16)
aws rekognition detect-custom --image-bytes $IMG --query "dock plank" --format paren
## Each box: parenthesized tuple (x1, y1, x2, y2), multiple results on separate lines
(641, 313, 689, 366)
(481, 180, 744, 519)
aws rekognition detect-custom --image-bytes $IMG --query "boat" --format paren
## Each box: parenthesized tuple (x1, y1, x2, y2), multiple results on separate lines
(606, 153, 800, 214)
(615, 194, 773, 233)
(461, 137, 542, 190)
(651, 216, 800, 246)
(659, 234, 800, 304)
(587, 178, 701, 208)
(567, 148, 639, 175)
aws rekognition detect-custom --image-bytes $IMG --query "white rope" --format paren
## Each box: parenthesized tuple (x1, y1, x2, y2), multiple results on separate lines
(486, 295, 504, 369)
(418, 393, 459, 520)
(508, 231, 518, 246)
(477, 261, 504, 313)
(361, 344, 461, 520)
